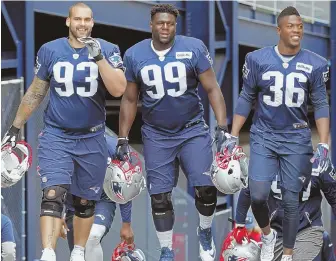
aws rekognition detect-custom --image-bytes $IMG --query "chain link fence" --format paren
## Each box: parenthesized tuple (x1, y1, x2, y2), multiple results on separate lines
(1, 78, 26, 261)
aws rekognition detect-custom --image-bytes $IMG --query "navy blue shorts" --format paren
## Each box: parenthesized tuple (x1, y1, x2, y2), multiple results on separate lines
(141, 122, 214, 195)
(248, 128, 313, 192)
(38, 130, 108, 200)
(93, 191, 117, 234)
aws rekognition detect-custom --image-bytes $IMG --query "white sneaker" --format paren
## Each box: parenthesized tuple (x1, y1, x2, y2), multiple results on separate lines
(197, 227, 216, 261)
(70, 251, 85, 261)
(281, 255, 293, 261)
(260, 229, 277, 261)
(40, 248, 56, 261)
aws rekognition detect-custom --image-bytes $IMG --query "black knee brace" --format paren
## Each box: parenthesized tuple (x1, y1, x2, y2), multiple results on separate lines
(151, 192, 174, 232)
(40, 185, 69, 218)
(195, 186, 217, 216)
(73, 196, 96, 218)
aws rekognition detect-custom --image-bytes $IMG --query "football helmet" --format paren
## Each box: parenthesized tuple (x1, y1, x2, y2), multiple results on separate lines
(210, 146, 248, 194)
(1, 141, 32, 188)
(112, 242, 146, 261)
(104, 152, 146, 204)
(222, 239, 261, 261)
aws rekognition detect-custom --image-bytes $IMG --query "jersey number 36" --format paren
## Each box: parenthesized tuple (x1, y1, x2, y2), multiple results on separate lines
(263, 71, 307, 108)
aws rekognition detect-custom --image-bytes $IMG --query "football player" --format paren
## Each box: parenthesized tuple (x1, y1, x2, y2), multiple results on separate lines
(63, 135, 141, 261)
(230, 162, 336, 260)
(225, 6, 330, 261)
(1, 214, 16, 261)
(2, 3, 126, 261)
(116, 4, 229, 261)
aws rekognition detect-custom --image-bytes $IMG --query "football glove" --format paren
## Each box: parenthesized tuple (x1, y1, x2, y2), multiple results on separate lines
(231, 226, 250, 244)
(222, 133, 239, 154)
(311, 143, 331, 174)
(2, 125, 20, 147)
(115, 137, 131, 161)
(214, 125, 229, 153)
(77, 37, 103, 61)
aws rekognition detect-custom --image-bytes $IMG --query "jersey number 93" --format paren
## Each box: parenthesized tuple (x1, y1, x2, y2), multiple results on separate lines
(53, 61, 98, 97)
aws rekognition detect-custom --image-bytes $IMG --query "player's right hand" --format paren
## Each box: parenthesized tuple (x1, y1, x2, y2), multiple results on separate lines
(120, 222, 134, 244)
(222, 133, 239, 154)
(1, 125, 20, 147)
(214, 125, 229, 153)
(115, 137, 131, 161)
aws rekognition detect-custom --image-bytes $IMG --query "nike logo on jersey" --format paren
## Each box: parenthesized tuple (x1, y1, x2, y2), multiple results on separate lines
(176, 52, 192, 59)
(296, 62, 313, 73)
(96, 214, 105, 220)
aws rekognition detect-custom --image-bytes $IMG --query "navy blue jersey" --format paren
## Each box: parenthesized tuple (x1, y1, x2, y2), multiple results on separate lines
(123, 35, 213, 134)
(269, 164, 336, 236)
(106, 135, 117, 159)
(36, 38, 124, 133)
(236, 47, 329, 133)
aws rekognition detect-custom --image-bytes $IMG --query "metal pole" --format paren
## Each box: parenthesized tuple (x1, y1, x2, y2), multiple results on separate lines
(20, 77, 26, 261)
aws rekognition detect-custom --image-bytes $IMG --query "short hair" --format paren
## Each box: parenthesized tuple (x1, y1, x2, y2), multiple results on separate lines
(68, 2, 93, 18)
(277, 6, 300, 25)
(150, 4, 179, 20)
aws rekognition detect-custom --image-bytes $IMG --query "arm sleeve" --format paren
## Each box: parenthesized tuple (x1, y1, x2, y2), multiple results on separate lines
(119, 201, 132, 223)
(123, 50, 137, 83)
(321, 166, 336, 216)
(235, 53, 259, 117)
(311, 63, 330, 119)
(105, 44, 125, 72)
(35, 45, 50, 81)
(195, 40, 213, 75)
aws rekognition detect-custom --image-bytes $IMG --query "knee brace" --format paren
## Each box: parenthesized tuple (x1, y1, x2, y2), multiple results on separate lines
(40, 185, 68, 218)
(73, 196, 96, 218)
(194, 186, 217, 216)
(151, 192, 174, 232)
(1, 242, 16, 261)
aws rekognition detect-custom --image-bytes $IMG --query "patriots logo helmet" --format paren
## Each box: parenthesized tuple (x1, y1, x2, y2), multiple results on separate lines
(103, 152, 146, 204)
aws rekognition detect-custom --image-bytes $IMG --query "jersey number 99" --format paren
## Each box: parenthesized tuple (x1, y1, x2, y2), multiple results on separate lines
(53, 61, 98, 97)
(141, 62, 187, 99)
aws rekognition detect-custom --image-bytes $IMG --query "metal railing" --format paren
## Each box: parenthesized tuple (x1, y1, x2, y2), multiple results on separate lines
(238, 0, 330, 25)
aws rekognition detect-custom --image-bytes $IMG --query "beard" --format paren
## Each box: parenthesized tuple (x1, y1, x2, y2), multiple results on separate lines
(69, 25, 92, 39)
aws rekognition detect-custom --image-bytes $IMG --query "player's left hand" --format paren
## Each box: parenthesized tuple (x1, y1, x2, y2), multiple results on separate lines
(2, 125, 20, 147)
(120, 223, 134, 244)
(77, 37, 103, 61)
(59, 213, 69, 240)
(214, 125, 229, 153)
(311, 143, 331, 173)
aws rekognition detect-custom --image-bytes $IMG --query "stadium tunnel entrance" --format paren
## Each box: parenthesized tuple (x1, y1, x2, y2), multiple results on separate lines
(35, 12, 151, 143)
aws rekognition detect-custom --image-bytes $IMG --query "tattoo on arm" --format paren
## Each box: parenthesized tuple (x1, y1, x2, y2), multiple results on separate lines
(13, 76, 49, 128)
